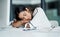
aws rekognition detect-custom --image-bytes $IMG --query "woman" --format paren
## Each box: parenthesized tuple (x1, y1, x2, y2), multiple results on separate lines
(11, 5, 33, 28)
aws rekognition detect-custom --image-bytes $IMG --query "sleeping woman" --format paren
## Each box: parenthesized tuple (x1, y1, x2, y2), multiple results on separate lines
(11, 6, 33, 28)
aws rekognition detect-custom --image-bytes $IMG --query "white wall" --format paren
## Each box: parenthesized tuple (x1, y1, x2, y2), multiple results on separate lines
(12, 0, 57, 4)
(12, 0, 41, 4)
(0, 0, 10, 27)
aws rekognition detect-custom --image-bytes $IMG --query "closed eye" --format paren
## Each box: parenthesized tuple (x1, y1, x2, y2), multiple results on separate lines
(23, 13, 26, 16)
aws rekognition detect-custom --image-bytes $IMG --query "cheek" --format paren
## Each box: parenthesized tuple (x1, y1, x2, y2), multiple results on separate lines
(18, 14, 23, 19)
(27, 14, 32, 19)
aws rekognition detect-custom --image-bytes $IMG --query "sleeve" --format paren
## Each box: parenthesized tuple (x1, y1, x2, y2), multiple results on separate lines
(30, 7, 52, 30)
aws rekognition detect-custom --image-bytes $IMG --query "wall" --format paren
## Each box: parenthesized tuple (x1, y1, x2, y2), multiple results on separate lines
(0, 0, 10, 27)
(12, 0, 41, 4)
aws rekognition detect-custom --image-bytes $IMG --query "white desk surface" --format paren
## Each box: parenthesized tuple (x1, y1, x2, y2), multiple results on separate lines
(0, 27, 60, 37)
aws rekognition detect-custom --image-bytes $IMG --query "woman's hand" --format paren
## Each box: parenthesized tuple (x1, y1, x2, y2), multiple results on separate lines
(12, 20, 23, 28)
(22, 19, 30, 28)
(12, 19, 31, 28)
(21, 19, 30, 24)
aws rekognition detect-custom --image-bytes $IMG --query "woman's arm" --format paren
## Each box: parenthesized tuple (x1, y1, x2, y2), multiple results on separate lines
(12, 19, 30, 28)
(12, 20, 24, 28)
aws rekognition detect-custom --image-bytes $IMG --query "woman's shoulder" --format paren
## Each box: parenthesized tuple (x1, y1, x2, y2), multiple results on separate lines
(35, 7, 44, 11)
(33, 7, 44, 16)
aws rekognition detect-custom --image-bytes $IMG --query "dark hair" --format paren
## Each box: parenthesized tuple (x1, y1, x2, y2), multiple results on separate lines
(15, 5, 26, 21)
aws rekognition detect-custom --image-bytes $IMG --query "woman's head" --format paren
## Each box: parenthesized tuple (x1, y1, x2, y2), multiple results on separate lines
(15, 5, 33, 21)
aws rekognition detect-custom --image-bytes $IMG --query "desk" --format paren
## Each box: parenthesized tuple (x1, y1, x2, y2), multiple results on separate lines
(0, 27, 60, 37)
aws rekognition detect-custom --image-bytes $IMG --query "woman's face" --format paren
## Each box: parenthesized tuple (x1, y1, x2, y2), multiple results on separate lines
(18, 10, 32, 20)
